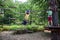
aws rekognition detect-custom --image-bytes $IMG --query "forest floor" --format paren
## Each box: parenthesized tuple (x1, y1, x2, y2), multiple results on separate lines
(0, 31, 51, 40)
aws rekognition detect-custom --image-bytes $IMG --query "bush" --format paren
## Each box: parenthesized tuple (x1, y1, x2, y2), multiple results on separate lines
(37, 26, 44, 31)
(26, 25, 38, 32)
(26, 25, 32, 30)
(0, 28, 3, 31)
(3, 26, 10, 31)
(31, 26, 38, 32)
(9, 25, 19, 30)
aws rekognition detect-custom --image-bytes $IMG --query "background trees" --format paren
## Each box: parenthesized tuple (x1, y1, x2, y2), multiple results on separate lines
(0, 0, 60, 25)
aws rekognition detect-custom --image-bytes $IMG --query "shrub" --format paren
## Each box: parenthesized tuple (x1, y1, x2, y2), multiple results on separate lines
(0, 28, 3, 31)
(26, 25, 32, 30)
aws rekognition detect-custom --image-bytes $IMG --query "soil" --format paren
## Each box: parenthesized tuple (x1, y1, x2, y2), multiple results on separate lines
(0, 31, 51, 40)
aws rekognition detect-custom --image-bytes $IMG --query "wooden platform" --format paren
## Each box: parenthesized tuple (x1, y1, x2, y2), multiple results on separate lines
(45, 26, 60, 31)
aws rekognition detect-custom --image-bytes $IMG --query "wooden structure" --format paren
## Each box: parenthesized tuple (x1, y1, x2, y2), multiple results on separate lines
(45, 0, 60, 40)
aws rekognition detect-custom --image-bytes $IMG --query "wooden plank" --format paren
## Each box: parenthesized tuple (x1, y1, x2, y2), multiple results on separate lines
(45, 26, 60, 29)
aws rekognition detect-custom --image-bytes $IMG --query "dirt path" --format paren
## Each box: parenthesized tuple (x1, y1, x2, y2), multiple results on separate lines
(0, 31, 51, 40)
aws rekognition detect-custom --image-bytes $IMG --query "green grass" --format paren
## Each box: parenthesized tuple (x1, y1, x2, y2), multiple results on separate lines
(2, 24, 45, 31)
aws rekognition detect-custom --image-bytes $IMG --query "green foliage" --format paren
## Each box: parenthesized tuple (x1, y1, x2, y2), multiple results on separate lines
(2, 24, 44, 31)
(0, 0, 60, 32)
(0, 28, 3, 32)
(0, 0, 48, 25)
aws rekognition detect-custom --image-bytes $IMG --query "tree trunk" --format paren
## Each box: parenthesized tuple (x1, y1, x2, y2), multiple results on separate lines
(49, 0, 59, 40)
